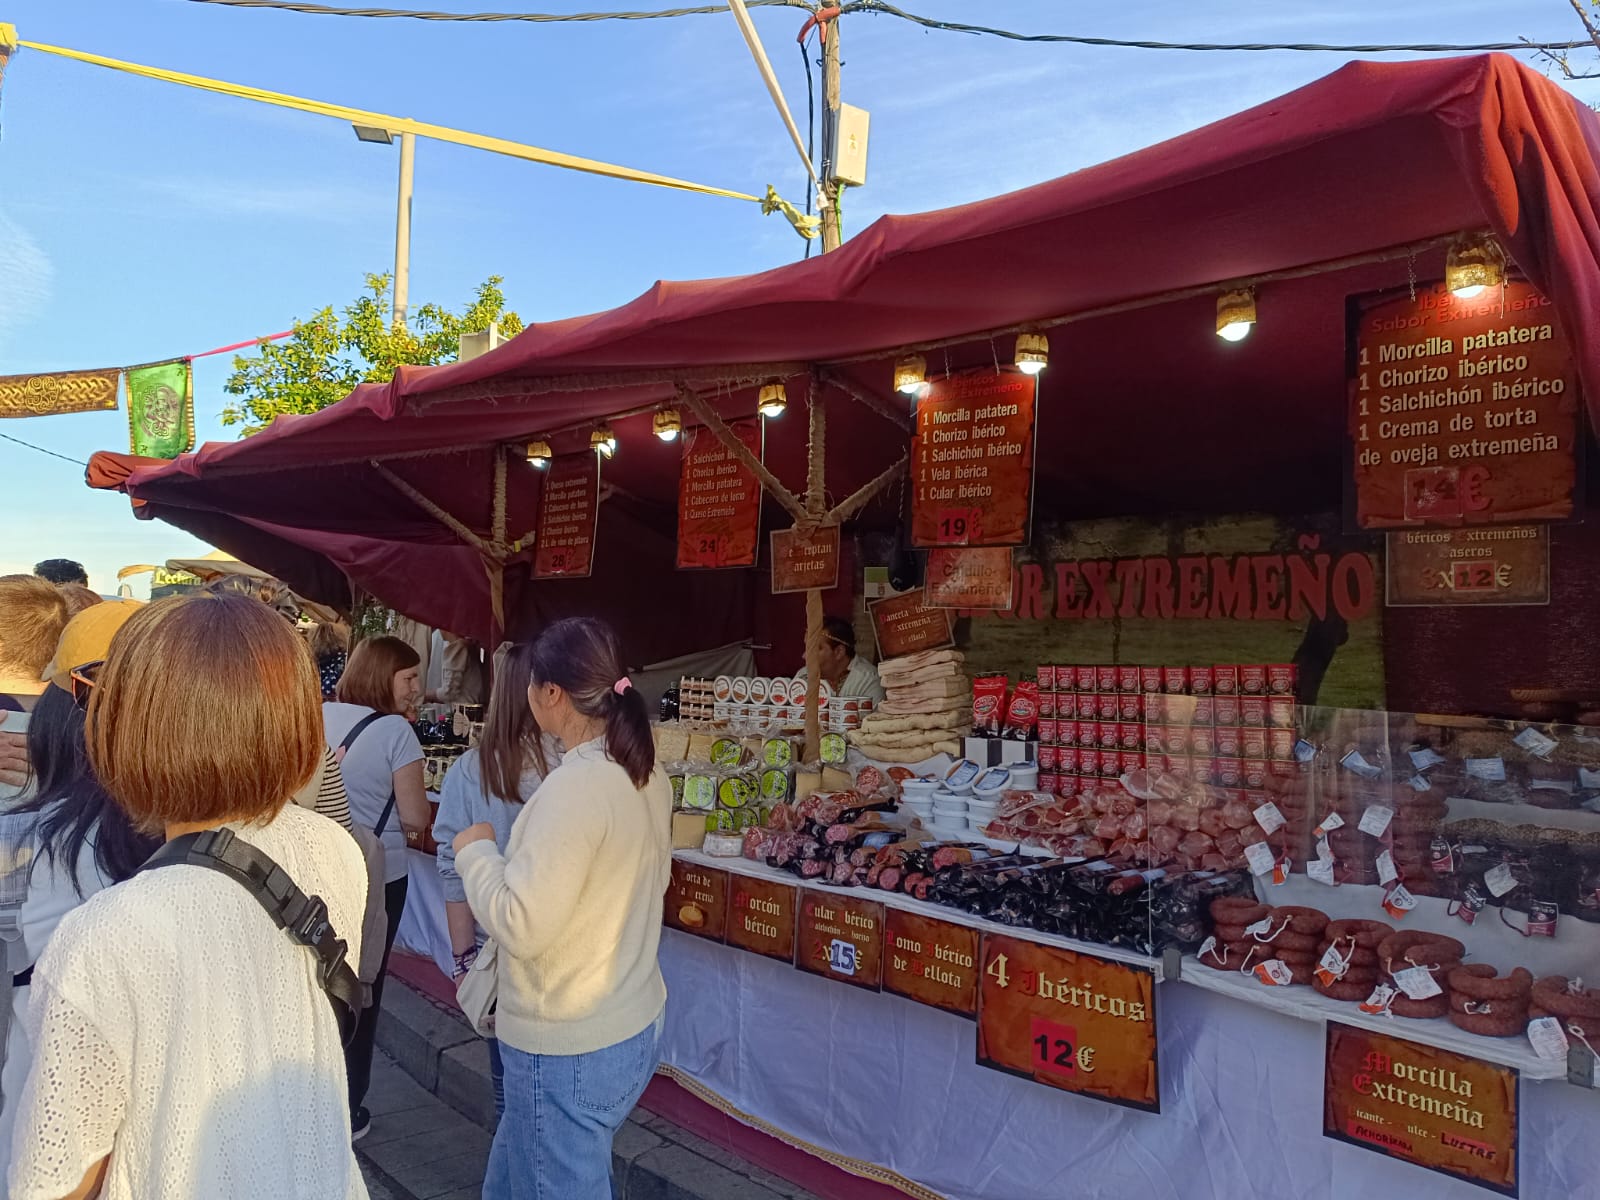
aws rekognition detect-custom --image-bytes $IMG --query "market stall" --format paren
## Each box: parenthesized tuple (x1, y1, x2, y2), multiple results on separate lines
(87, 52, 1600, 1200)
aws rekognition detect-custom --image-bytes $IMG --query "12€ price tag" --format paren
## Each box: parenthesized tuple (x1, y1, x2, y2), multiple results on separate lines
(1359, 805, 1394, 838)
(1244, 841, 1277, 877)
(1392, 965, 1443, 1000)
(1254, 802, 1285, 834)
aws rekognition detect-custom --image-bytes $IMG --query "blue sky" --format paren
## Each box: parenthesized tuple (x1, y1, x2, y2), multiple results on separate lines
(2, 0, 1595, 594)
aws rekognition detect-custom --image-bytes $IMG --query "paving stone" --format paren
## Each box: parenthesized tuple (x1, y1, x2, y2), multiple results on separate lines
(633, 1145, 791, 1200)
(363, 1102, 479, 1148)
(613, 1117, 666, 1165)
(436, 1037, 498, 1132)
(376, 983, 475, 1092)
(364, 1123, 493, 1177)
(397, 1149, 494, 1200)
(363, 1065, 436, 1117)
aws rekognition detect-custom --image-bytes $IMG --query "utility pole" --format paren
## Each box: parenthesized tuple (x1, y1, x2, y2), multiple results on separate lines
(819, 11, 843, 253)
(393, 130, 415, 328)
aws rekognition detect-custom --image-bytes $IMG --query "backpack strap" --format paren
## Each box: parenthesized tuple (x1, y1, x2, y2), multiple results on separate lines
(336, 713, 399, 837)
(140, 828, 362, 1043)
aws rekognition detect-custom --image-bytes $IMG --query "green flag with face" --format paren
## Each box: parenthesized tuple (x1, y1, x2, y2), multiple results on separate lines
(126, 359, 194, 458)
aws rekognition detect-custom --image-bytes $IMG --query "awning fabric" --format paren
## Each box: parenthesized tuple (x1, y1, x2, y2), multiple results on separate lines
(87, 55, 1600, 650)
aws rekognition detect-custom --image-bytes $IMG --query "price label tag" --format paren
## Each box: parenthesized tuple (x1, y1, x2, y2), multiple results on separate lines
(1272, 855, 1291, 886)
(934, 507, 982, 546)
(1254, 802, 1285, 834)
(1392, 965, 1443, 1000)
(1341, 749, 1383, 779)
(1513, 727, 1558, 760)
(1465, 757, 1507, 781)
(1197, 935, 1217, 961)
(1027, 1017, 1081, 1080)
(1408, 774, 1432, 793)
(1359, 805, 1394, 837)
(1382, 883, 1418, 918)
(1580, 767, 1600, 790)
(1484, 862, 1518, 898)
(1360, 982, 1398, 1014)
(1307, 858, 1337, 886)
(1375, 849, 1398, 886)
(828, 938, 858, 977)
(1318, 943, 1351, 982)
(1244, 916, 1275, 938)
(1244, 842, 1277, 877)
(1528, 1015, 1571, 1061)
(1294, 739, 1318, 764)
(1409, 747, 1447, 771)
(1314, 811, 1345, 837)
(1254, 959, 1294, 987)
(1316, 835, 1336, 862)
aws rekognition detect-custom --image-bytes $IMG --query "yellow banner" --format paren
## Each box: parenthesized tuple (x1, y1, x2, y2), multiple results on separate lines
(0, 368, 121, 418)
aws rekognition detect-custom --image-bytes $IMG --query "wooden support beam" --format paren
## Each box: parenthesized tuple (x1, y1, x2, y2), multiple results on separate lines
(818, 368, 913, 434)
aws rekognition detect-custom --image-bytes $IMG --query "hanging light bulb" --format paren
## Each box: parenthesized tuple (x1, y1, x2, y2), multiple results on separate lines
(590, 425, 617, 458)
(757, 381, 788, 418)
(525, 440, 552, 468)
(1446, 232, 1506, 300)
(1216, 287, 1257, 343)
(894, 353, 927, 395)
(1014, 332, 1049, 375)
(652, 408, 682, 441)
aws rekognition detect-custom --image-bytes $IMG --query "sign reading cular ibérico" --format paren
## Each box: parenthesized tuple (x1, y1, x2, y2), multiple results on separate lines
(911, 367, 1036, 548)
(1349, 279, 1579, 530)
(677, 419, 763, 569)
(534, 454, 599, 579)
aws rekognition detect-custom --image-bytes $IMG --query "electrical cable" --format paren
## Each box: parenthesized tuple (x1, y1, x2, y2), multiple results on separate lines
(0, 431, 88, 467)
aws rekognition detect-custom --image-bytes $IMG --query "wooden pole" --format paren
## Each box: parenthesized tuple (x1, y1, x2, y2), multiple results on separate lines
(801, 377, 828, 762)
(819, 12, 843, 253)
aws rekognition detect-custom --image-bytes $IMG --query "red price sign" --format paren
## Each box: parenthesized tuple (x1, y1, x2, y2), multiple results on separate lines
(936, 507, 982, 546)
(1029, 1017, 1080, 1079)
(1450, 560, 1500, 592)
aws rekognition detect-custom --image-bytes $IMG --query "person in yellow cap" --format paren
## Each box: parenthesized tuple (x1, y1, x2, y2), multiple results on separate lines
(0, 600, 158, 1174)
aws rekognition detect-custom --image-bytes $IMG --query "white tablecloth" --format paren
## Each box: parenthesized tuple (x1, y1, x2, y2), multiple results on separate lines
(395, 848, 455, 978)
(658, 929, 1599, 1200)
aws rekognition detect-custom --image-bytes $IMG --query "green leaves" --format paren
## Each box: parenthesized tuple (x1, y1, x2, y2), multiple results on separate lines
(220, 274, 522, 434)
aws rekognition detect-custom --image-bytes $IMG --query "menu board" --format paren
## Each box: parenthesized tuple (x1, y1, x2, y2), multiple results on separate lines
(883, 909, 980, 1018)
(1324, 1023, 1518, 1195)
(770, 524, 841, 594)
(797, 890, 884, 991)
(1349, 279, 1579, 529)
(1385, 525, 1549, 606)
(976, 934, 1159, 1111)
(911, 367, 1036, 547)
(924, 546, 1014, 610)
(677, 419, 763, 569)
(533, 454, 599, 579)
(663, 860, 728, 940)
(868, 589, 956, 659)
(724, 877, 798, 964)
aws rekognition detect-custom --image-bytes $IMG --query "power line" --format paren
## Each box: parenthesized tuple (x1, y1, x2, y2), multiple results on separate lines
(0, 431, 88, 468)
(177, 0, 1594, 54)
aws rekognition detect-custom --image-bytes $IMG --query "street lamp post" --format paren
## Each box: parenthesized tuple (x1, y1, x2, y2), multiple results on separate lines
(352, 124, 415, 330)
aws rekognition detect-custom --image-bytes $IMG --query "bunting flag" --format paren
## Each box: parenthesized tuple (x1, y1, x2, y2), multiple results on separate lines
(0, 367, 121, 418)
(126, 359, 195, 458)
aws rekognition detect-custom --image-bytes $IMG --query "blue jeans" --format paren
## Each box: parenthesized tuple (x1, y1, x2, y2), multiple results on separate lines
(487, 1037, 505, 1120)
(483, 1015, 662, 1200)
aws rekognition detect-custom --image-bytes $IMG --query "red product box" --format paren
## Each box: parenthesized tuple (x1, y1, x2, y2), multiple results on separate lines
(1267, 664, 1297, 696)
(1214, 758, 1243, 788)
(1161, 725, 1191, 755)
(1096, 665, 1119, 692)
(1270, 759, 1297, 778)
(1191, 695, 1215, 725)
(1038, 665, 1058, 690)
(1212, 665, 1240, 695)
(1054, 693, 1080, 720)
(1242, 758, 1269, 789)
(1164, 754, 1193, 779)
(1239, 665, 1267, 695)
(1213, 725, 1242, 757)
(1117, 722, 1144, 751)
(1268, 728, 1296, 761)
(1099, 752, 1122, 778)
(1143, 694, 1167, 723)
(1188, 665, 1214, 695)
(1038, 691, 1058, 719)
(1120, 750, 1147, 774)
(1189, 725, 1215, 756)
(1096, 721, 1120, 750)
(1240, 727, 1269, 759)
(1191, 756, 1216, 785)
(1145, 726, 1167, 755)
(1213, 694, 1241, 725)
(1268, 697, 1295, 729)
(1039, 771, 1062, 795)
(1077, 748, 1099, 776)
(1239, 695, 1267, 726)
(1057, 746, 1080, 773)
(1161, 666, 1189, 694)
(1057, 773, 1080, 797)
(1037, 717, 1060, 745)
(1117, 665, 1142, 694)
(1117, 692, 1144, 721)
(1064, 719, 1087, 747)
(1140, 666, 1164, 694)
(1095, 693, 1120, 720)
(1075, 665, 1098, 692)
(1039, 744, 1060, 770)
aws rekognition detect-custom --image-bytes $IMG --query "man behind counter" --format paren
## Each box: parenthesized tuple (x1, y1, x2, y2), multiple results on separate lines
(796, 615, 886, 703)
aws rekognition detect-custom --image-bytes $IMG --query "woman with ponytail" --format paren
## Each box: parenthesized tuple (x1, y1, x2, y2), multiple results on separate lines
(453, 618, 671, 1199)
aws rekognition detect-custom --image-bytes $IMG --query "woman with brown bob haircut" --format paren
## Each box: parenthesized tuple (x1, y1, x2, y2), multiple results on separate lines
(6, 595, 370, 1200)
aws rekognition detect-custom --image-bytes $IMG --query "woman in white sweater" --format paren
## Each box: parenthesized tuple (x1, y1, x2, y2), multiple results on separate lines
(6, 594, 368, 1200)
(454, 617, 671, 1200)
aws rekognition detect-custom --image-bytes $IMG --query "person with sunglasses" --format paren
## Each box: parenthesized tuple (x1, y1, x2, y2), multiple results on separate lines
(0, 600, 156, 1180)
(794, 614, 886, 703)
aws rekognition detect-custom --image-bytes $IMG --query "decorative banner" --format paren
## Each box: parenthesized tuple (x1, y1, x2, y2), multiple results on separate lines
(1324, 1022, 1518, 1196)
(724, 876, 798, 964)
(663, 861, 728, 940)
(1386, 525, 1550, 607)
(0, 367, 121, 419)
(126, 360, 195, 458)
(925, 546, 1014, 610)
(534, 454, 600, 579)
(868, 588, 956, 659)
(1349, 279, 1579, 529)
(911, 367, 1036, 548)
(771, 524, 841, 594)
(677, 419, 763, 569)
(883, 909, 980, 1018)
(797, 890, 884, 991)
(976, 933, 1160, 1112)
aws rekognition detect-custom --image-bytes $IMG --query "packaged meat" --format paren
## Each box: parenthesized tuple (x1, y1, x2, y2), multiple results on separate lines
(1004, 681, 1040, 739)
(973, 675, 1008, 734)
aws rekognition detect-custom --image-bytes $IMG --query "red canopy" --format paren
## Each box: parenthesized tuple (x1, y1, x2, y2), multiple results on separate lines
(90, 54, 1600, 653)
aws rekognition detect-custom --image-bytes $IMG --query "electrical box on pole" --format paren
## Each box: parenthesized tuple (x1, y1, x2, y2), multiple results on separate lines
(829, 103, 869, 187)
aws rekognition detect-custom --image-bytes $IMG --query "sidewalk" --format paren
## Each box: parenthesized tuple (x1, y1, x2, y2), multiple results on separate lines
(366, 965, 826, 1200)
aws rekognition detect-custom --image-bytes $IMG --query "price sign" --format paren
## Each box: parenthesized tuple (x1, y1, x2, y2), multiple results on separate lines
(911, 367, 1037, 547)
(770, 524, 841, 594)
(1324, 1023, 1518, 1195)
(868, 588, 956, 659)
(976, 933, 1159, 1111)
(924, 546, 1014, 610)
(534, 454, 599, 579)
(1385, 525, 1549, 607)
(1349, 279, 1579, 530)
(798, 890, 884, 991)
(724, 877, 798, 964)
(677, 420, 763, 569)
(882, 910, 980, 1018)
(663, 860, 728, 940)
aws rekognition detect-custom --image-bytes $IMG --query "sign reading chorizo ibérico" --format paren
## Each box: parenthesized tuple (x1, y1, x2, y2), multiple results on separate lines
(534, 454, 599, 579)
(1349, 279, 1579, 530)
(976, 933, 1159, 1111)
(911, 367, 1036, 548)
(677, 419, 763, 569)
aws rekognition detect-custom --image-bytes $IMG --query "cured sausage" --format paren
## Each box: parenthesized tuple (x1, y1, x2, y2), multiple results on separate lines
(1449, 964, 1533, 1001)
